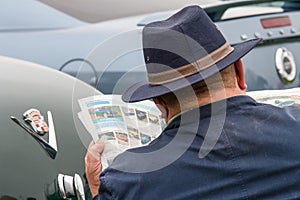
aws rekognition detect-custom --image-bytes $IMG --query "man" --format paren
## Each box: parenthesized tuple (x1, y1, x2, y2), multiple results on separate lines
(85, 5, 300, 199)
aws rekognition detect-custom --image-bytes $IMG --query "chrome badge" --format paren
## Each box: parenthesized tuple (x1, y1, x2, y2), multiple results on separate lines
(23, 108, 49, 136)
(10, 108, 57, 159)
(275, 47, 297, 83)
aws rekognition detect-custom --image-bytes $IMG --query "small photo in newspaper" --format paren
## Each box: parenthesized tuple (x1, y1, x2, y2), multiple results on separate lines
(127, 126, 140, 146)
(115, 131, 129, 146)
(149, 114, 160, 125)
(136, 109, 148, 123)
(98, 132, 115, 141)
(89, 106, 123, 123)
(139, 132, 152, 145)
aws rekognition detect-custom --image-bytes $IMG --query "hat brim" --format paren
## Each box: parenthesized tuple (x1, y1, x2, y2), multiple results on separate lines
(122, 38, 261, 103)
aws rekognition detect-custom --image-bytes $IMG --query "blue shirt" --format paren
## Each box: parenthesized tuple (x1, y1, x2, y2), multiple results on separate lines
(93, 95, 300, 199)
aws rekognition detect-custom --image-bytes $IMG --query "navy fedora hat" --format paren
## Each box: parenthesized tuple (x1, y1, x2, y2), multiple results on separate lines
(122, 5, 261, 102)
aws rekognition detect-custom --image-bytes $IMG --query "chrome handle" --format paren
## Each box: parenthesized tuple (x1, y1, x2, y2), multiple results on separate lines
(57, 173, 85, 200)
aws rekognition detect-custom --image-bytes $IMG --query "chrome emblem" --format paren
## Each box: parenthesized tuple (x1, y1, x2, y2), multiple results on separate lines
(275, 47, 297, 83)
(23, 108, 49, 136)
(11, 109, 57, 159)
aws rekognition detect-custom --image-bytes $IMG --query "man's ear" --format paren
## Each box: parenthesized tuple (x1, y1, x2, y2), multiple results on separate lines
(153, 97, 168, 121)
(234, 59, 247, 90)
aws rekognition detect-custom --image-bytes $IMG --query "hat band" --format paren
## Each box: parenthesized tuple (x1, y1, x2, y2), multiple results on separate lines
(148, 42, 234, 85)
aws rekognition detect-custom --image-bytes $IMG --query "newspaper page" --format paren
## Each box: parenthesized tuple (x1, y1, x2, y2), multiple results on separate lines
(78, 95, 164, 169)
(247, 87, 300, 107)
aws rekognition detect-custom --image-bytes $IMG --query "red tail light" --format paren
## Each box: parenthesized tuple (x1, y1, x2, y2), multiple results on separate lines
(261, 16, 291, 29)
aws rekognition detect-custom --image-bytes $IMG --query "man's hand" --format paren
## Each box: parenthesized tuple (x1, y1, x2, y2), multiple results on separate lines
(85, 140, 105, 197)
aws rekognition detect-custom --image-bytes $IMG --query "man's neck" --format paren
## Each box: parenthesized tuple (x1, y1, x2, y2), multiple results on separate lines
(198, 88, 246, 106)
(166, 88, 246, 123)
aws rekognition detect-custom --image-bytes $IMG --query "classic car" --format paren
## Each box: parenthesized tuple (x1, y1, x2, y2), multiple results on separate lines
(1, 0, 300, 95)
(0, 55, 101, 199)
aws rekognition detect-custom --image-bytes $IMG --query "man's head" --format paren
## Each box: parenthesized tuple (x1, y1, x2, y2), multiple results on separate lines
(122, 5, 261, 104)
(153, 59, 247, 122)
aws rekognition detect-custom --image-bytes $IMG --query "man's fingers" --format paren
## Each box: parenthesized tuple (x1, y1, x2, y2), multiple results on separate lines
(90, 140, 105, 153)
(85, 140, 104, 197)
(85, 140, 105, 161)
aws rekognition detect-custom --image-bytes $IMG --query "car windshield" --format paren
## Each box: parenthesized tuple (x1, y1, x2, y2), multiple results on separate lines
(221, 2, 284, 20)
(208, 1, 300, 21)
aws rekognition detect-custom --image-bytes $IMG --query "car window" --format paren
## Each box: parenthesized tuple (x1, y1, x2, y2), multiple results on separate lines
(209, 1, 300, 21)
(222, 5, 283, 20)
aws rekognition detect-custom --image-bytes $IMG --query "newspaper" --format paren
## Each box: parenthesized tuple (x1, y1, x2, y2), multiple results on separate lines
(78, 95, 164, 169)
(247, 87, 300, 107)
